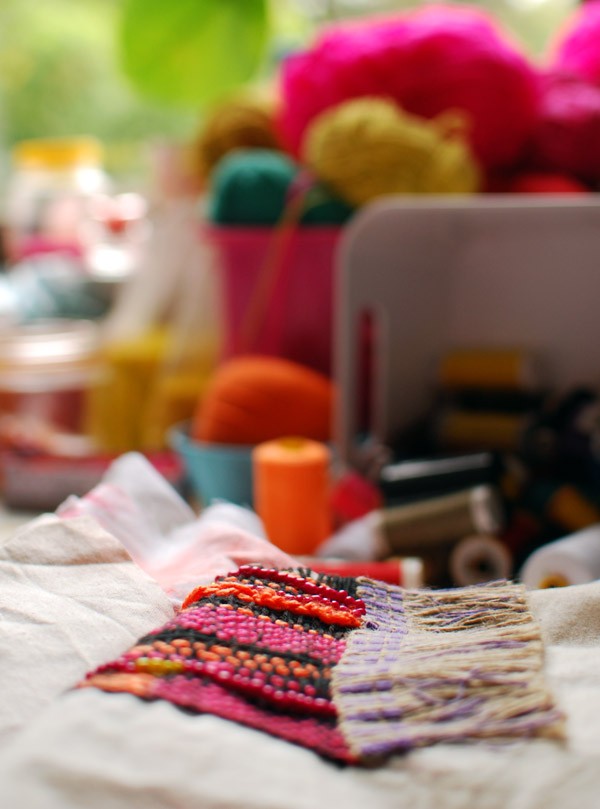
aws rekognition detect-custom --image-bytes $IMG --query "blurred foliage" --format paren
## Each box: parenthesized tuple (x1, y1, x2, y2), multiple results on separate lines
(0, 0, 197, 178)
(119, 0, 270, 107)
(0, 0, 578, 178)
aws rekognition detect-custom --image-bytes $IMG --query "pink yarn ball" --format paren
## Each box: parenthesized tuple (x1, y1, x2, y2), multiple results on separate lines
(530, 72, 600, 183)
(553, 4, 600, 85)
(278, 5, 540, 171)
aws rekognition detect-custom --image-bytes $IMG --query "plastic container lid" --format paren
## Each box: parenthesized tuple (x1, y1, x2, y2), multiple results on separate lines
(0, 320, 101, 391)
(12, 137, 104, 170)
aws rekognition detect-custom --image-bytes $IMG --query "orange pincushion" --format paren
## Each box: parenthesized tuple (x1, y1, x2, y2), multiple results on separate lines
(191, 356, 334, 445)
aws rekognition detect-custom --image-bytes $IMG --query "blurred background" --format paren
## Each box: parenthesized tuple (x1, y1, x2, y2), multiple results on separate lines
(0, 0, 576, 187)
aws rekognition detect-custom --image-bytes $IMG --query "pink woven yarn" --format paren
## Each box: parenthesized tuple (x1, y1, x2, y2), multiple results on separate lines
(553, 4, 600, 86)
(278, 5, 540, 171)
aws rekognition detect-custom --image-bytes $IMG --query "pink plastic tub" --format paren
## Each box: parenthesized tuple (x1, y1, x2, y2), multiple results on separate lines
(205, 226, 342, 376)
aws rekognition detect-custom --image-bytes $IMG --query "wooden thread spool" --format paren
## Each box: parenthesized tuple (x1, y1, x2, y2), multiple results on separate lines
(377, 485, 505, 556)
(252, 437, 331, 555)
(439, 348, 539, 391)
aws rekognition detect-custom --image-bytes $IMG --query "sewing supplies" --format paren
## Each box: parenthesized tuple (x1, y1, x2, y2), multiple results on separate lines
(377, 485, 505, 556)
(522, 481, 600, 534)
(520, 524, 600, 589)
(279, 5, 539, 171)
(439, 348, 541, 392)
(506, 172, 590, 194)
(434, 408, 532, 452)
(553, 3, 600, 88)
(329, 470, 383, 526)
(322, 484, 504, 564)
(252, 437, 331, 555)
(303, 97, 480, 206)
(196, 95, 281, 179)
(191, 356, 334, 446)
(207, 149, 298, 227)
(84, 570, 564, 762)
(449, 534, 513, 586)
(378, 451, 500, 502)
(297, 557, 424, 587)
(530, 73, 600, 186)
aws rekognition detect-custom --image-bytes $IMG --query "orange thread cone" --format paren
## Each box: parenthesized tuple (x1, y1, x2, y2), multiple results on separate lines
(252, 437, 331, 556)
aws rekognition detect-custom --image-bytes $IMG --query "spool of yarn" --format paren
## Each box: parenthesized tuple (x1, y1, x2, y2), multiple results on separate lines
(252, 437, 331, 555)
(206, 148, 353, 227)
(552, 4, 600, 86)
(520, 524, 600, 589)
(524, 481, 600, 534)
(379, 452, 500, 503)
(197, 96, 281, 179)
(279, 5, 539, 171)
(303, 98, 480, 206)
(298, 557, 424, 588)
(439, 348, 540, 391)
(191, 356, 334, 446)
(377, 484, 505, 556)
(529, 73, 600, 185)
(450, 534, 513, 586)
(435, 409, 529, 452)
(207, 149, 297, 226)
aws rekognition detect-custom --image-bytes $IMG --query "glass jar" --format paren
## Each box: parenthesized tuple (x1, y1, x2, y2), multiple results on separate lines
(4, 137, 110, 263)
(0, 319, 102, 455)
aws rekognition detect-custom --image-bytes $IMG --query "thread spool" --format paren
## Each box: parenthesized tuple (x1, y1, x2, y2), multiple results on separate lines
(449, 534, 513, 586)
(435, 408, 529, 452)
(252, 437, 331, 556)
(439, 348, 540, 391)
(376, 485, 505, 556)
(379, 451, 499, 502)
(520, 524, 600, 589)
(297, 557, 424, 588)
(524, 481, 600, 533)
(449, 389, 546, 414)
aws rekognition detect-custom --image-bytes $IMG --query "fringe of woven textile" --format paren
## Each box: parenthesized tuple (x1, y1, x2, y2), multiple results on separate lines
(332, 579, 565, 759)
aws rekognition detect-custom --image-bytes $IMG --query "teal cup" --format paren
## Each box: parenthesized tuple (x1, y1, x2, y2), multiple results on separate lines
(169, 423, 254, 507)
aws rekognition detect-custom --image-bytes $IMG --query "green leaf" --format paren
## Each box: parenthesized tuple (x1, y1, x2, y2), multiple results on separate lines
(119, 0, 270, 108)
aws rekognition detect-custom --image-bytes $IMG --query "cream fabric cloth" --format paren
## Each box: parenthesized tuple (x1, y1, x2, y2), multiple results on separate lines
(0, 514, 174, 748)
(1, 512, 600, 808)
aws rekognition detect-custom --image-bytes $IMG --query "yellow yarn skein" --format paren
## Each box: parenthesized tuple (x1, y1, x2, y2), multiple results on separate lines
(197, 94, 281, 179)
(302, 98, 481, 206)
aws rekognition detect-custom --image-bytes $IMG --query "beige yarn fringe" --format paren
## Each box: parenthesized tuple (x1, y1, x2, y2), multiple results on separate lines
(333, 580, 565, 759)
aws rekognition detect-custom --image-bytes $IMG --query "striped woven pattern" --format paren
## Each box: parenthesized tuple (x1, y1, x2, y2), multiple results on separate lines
(82, 569, 563, 763)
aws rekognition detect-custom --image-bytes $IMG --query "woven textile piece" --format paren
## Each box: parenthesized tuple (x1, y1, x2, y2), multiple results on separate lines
(82, 565, 364, 762)
(332, 579, 565, 759)
(83, 570, 563, 763)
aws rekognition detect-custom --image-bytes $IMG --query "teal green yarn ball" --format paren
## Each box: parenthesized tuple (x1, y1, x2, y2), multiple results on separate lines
(207, 148, 355, 226)
(208, 149, 297, 226)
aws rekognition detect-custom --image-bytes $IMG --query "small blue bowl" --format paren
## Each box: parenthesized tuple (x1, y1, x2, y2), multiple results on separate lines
(169, 423, 254, 507)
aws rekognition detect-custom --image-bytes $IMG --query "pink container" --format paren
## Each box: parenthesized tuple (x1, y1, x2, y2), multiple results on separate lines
(205, 226, 342, 376)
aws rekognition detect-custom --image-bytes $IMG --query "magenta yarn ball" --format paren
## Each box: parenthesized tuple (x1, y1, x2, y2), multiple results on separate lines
(553, 4, 600, 86)
(278, 5, 540, 172)
(507, 172, 589, 194)
(530, 72, 600, 183)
